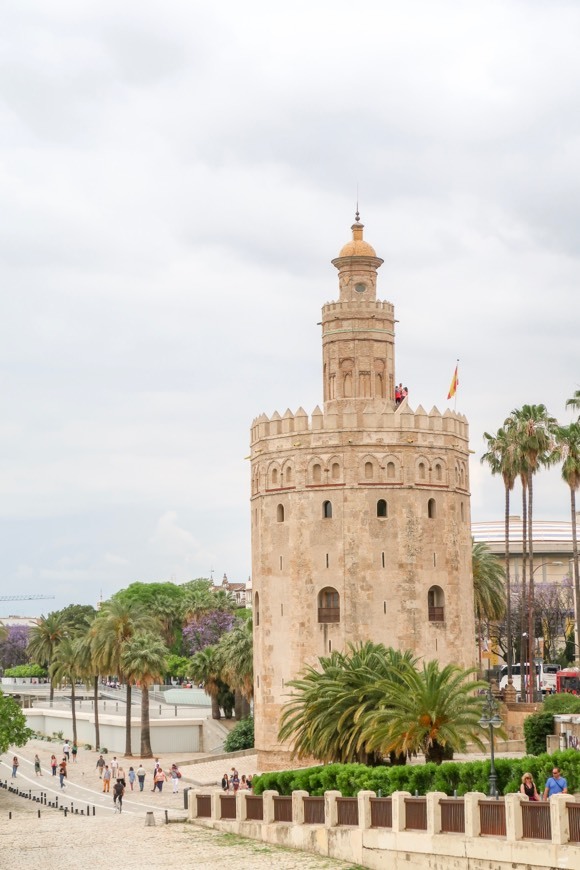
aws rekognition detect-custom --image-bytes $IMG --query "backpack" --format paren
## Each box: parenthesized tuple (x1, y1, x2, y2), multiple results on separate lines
(114, 782, 123, 796)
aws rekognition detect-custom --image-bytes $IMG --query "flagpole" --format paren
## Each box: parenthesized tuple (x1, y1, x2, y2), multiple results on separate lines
(454, 359, 459, 412)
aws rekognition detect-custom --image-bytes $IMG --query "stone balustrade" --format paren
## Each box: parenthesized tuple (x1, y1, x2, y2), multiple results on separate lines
(188, 788, 580, 870)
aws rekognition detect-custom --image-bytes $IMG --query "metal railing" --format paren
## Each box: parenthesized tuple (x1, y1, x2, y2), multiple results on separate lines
(220, 794, 236, 820)
(568, 802, 580, 842)
(440, 798, 465, 833)
(303, 796, 325, 824)
(246, 795, 264, 821)
(479, 799, 506, 836)
(521, 801, 551, 840)
(336, 797, 359, 826)
(196, 794, 211, 818)
(370, 797, 392, 828)
(428, 606, 445, 622)
(318, 608, 340, 624)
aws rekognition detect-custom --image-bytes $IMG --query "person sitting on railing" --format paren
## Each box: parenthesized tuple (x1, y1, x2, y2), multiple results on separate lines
(520, 772, 539, 801)
(543, 767, 568, 800)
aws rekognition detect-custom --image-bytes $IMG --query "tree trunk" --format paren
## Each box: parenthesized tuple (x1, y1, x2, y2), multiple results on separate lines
(425, 740, 447, 765)
(527, 472, 535, 702)
(124, 682, 132, 756)
(240, 695, 251, 719)
(140, 683, 153, 758)
(93, 675, 100, 751)
(234, 689, 243, 720)
(571, 487, 580, 666)
(211, 695, 221, 720)
(520, 481, 528, 696)
(71, 681, 78, 745)
(504, 482, 513, 679)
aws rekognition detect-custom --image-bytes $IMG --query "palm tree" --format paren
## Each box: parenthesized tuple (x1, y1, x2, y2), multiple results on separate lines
(359, 660, 487, 764)
(49, 637, 80, 744)
(481, 427, 517, 679)
(217, 617, 253, 719)
(505, 405, 557, 699)
(27, 612, 68, 703)
(472, 540, 506, 672)
(555, 423, 580, 665)
(121, 632, 168, 758)
(278, 642, 418, 765)
(91, 600, 157, 756)
(74, 630, 101, 750)
(566, 390, 580, 419)
(189, 645, 224, 720)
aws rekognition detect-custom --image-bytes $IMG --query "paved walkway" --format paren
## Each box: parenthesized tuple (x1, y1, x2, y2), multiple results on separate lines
(0, 740, 352, 869)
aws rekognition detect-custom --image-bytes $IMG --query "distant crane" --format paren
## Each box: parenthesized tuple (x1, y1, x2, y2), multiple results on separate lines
(0, 595, 56, 602)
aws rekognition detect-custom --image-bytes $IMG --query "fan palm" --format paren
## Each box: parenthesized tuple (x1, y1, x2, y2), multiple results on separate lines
(481, 427, 517, 677)
(74, 629, 101, 750)
(91, 600, 158, 756)
(359, 660, 487, 764)
(189, 645, 224, 720)
(28, 612, 68, 703)
(217, 617, 253, 718)
(566, 390, 580, 419)
(472, 540, 506, 672)
(555, 423, 580, 665)
(121, 632, 168, 758)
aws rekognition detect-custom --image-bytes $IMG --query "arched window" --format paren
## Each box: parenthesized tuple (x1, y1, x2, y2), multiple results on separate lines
(428, 586, 445, 622)
(285, 466, 292, 484)
(387, 461, 395, 480)
(255, 592, 260, 627)
(276, 504, 285, 523)
(271, 468, 278, 486)
(312, 463, 322, 483)
(331, 462, 340, 480)
(365, 461, 374, 479)
(418, 462, 426, 480)
(434, 463, 442, 482)
(323, 500, 332, 519)
(377, 499, 388, 518)
(428, 498, 436, 519)
(318, 587, 340, 623)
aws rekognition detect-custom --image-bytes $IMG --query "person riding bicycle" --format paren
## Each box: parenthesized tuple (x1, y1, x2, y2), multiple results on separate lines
(113, 778, 125, 813)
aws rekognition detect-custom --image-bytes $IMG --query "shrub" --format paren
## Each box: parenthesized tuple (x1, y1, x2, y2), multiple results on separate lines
(4, 664, 47, 678)
(544, 694, 580, 714)
(524, 712, 554, 755)
(223, 717, 254, 753)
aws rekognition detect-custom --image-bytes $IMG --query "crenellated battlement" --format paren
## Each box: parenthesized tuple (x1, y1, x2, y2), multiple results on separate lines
(322, 299, 394, 314)
(250, 399, 468, 445)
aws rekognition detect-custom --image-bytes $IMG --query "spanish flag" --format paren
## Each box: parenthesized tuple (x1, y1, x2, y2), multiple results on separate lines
(447, 364, 459, 400)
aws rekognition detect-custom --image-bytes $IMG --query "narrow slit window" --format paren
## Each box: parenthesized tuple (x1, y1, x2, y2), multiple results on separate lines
(377, 499, 387, 518)
(323, 500, 333, 519)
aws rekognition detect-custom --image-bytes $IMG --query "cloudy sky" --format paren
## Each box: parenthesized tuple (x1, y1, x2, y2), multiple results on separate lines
(1, 1, 579, 615)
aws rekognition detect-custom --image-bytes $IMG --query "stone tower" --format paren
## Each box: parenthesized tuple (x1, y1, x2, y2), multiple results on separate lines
(250, 215, 475, 771)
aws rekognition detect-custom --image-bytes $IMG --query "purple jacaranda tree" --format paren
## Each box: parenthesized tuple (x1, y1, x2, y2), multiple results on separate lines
(183, 611, 235, 655)
(0, 625, 30, 670)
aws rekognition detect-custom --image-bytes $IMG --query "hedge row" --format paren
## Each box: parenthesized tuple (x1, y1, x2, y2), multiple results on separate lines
(253, 750, 580, 797)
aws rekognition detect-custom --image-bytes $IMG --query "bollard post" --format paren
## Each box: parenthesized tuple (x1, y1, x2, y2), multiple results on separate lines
(145, 811, 155, 826)
(165, 809, 169, 824)
(175, 705, 177, 717)
(9, 812, 12, 819)
(37, 809, 41, 818)
(116, 702, 118, 712)
(159, 705, 161, 715)
(93, 806, 96, 816)
(87, 804, 90, 816)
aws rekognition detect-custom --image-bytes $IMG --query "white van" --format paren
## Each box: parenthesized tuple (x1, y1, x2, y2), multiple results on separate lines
(498, 663, 560, 696)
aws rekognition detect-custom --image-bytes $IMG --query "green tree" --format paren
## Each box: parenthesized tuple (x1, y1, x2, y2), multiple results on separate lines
(481, 426, 518, 678)
(49, 637, 80, 744)
(472, 540, 506, 672)
(566, 390, 580, 419)
(27, 612, 68, 702)
(113, 582, 185, 650)
(121, 632, 168, 758)
(0, 690, 33, 753)
(217, 617, 253, 719)
(505, 404, 557, 699)
(360, 660, 487, 764)
(75, 628, 101, 751)
(189, 645, 227, 720)
(555, 422, 580, 665)
(91, 599, 157, 756)
(278, 643, 417, 765)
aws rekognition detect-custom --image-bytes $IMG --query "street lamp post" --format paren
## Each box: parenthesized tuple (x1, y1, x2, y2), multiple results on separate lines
(524, 561, 564, 702)
(479, 687, 503, 799)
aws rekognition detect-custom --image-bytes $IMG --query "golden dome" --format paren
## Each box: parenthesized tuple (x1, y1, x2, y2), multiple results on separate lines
(338, 214, 377, 257)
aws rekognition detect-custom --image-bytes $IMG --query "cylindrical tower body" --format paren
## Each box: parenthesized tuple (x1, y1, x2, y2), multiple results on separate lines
(250, 218, 475, 771)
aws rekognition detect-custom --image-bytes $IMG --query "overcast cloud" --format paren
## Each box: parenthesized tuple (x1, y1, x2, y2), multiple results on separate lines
(1, 1, 579, 614)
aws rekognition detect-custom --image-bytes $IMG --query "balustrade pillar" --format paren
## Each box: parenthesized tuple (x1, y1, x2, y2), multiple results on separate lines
(463, 792, 485, 837)
(292, 790, 308, 824)
(391, 791, 411, 832)
(262, 790, 278, 824)
(324, 790, 341, 828)
(549, 794, 571, 845)
(505, 793, 524, 841)
(357, 790, 376, 829)
(426, 791, 446, 835)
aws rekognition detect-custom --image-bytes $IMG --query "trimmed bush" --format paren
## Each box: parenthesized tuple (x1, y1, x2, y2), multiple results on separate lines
(524, 712, 554, 756)
(252, 750, 580, 797)
(223, 717, 254, 753)
(544, 694, 580, 714)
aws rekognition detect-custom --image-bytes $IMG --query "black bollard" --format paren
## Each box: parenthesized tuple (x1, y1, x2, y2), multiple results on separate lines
(28, 789, 31, 799)
(165, 809, 169, 824)
(64, 807, 67, 817)
(37, 809, 41, 818)
(87, 804, 90, 816)
(92, 806, 96, 816)
(9, 812, 12, 819)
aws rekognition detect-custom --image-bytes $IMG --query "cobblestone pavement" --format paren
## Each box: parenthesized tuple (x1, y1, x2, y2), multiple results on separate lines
(0, 741, 352, 870)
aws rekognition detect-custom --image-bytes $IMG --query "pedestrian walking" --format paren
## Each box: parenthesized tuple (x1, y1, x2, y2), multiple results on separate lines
(62, 741, 70, 762)
(151, 758, 160, 791)
(58, 759, 67, 789)
(153, 766, 166, 793)
(96, 754, 105, 778)
(136, 764, 146, 792)
(11, 756, 19, 778)
(117, 765, 126, 787)
(543, 766, 568, 799)
(34, 754, 42, 776)
(113, 779, 125, 813)
(50, 754, 57, 776)
(110, 756, 119, 780)
(102, 765, 111, 793)
(71, 742, 78, 763)
(128, 767, 136, 791)
(170, 763, 181, 794)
